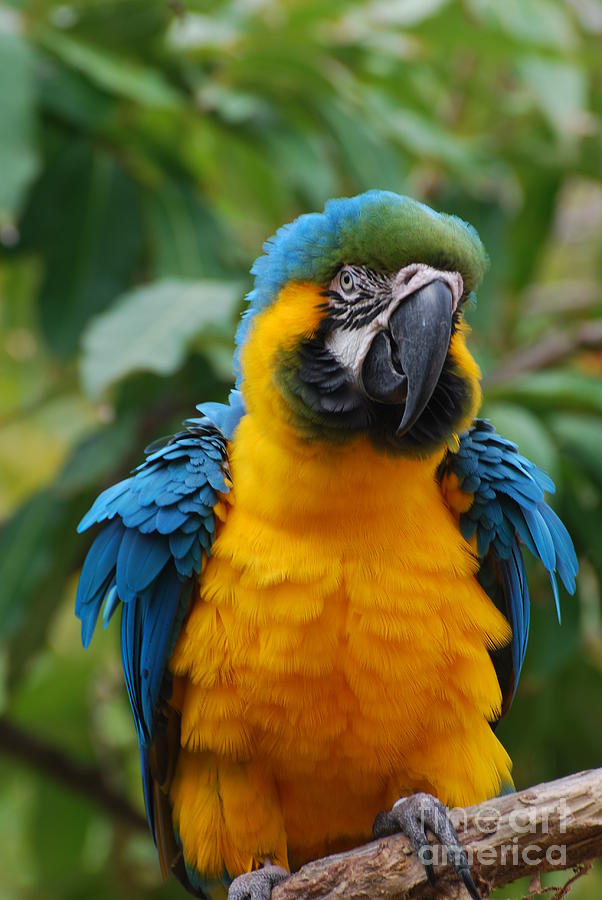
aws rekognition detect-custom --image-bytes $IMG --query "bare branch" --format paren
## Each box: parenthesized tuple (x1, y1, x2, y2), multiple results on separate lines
(273, 769, 602, 899)
(485, 321, 602, 386)
(0, 715, 147, 832)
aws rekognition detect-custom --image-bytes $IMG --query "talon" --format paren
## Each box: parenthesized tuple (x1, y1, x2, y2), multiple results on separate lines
(228, 865, 289, 900)
(373, 792, 480, 900)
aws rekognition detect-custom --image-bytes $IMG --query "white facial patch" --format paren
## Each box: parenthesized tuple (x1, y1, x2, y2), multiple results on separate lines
(391, 264, 463, 315)
(325, 263, 463, 377)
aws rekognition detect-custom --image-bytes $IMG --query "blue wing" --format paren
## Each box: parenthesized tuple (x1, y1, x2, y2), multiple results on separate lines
(440, 419, 578, 720)
(75, 419, 229, 888)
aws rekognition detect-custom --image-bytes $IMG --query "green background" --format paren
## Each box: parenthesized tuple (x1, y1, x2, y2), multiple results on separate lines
(0, 1, 601, 898)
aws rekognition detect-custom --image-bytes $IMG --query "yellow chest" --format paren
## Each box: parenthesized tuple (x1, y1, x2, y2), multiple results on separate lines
(170, 415, 511, 824)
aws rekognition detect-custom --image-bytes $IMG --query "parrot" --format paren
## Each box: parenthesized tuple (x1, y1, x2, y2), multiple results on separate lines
(76, 190, 578, 900)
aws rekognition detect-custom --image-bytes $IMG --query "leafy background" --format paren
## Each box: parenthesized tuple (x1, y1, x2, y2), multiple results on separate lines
(0, 0, 601, 898)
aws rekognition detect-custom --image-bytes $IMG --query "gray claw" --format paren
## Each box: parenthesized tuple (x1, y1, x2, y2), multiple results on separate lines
(373, 792, 480, 900)
(228, 865, 289, 900)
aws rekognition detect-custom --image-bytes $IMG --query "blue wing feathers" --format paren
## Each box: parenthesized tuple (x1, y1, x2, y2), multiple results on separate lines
(169, 529, 198, 560)
(444, 418, 577, 711)
(76, 520, 124, 647)
(117, 529, 171, 600)
(102, 584, 120, 627)
(449, 420, 577, 594)
(76, 519, 122, 610)
(499, 543, 530, 679)
(120, 566, 184, 746)
(521, 506, 555, 570)
(539, 504, 576, 594)
(76, 419, 229, 835)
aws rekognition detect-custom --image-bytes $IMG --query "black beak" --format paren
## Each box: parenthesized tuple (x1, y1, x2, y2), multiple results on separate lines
(360, 280, 453, 436)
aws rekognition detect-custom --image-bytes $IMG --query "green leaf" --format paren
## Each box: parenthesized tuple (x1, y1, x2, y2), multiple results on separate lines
(167, 11, 240, 50)
(488, 371, 602, 415)
(263, 128, 339, 210)
(0, 392, 98, 516)
(386, 106, 477, 172)
(9, 630, 101, 754)
(318, 101, 405, 192)
(0, 491, 57, 641)
(504, 169, 562, 293)
(30, 779, 93, 883)
(560, 463, 602, 573)
(499, 654, 602, 786)
(483, 402, 559, 480)
(516, 565, 580, 682)
(0, 28, 39, 226)
(36, 55, 115, 130)
(143, 176, 233, 279)
(0, 488, 91, 685)
(359, 0, 451, 27)
(465, 0, 578, 50)
(38, 27, 183, 110)
(56, 417, 138, 497)
(80, 279, 241, 398)
(518, 57, 588, 136)
(60, 0, 168, 51)
(19, 140, 143, 358)
(548, 413, 602, 487)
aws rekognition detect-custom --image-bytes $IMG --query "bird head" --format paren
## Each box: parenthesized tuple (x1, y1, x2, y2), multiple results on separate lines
(236, 191, 486, 458)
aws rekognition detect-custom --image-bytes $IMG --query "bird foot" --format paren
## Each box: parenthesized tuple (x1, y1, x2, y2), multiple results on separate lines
(373, 792, 480, 900)
(228, 865, 289, 900)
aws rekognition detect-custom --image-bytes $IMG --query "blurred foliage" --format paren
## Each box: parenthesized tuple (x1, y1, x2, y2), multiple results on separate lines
(0, 0, 601, 898)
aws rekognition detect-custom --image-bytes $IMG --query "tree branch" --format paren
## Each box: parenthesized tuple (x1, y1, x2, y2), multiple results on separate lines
(0, 715, 147, 832)
(484, 320, 602, 386)
(273, 769, 602, 899)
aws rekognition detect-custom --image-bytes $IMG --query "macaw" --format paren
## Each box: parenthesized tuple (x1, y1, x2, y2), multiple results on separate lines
(76, 191, 577, 900)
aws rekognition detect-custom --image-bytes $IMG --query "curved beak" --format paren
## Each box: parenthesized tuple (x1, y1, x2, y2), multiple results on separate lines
(360, 280, 453, 435)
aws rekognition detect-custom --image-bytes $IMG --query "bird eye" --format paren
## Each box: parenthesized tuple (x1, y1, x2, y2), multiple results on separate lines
(339, 269, 355, 293)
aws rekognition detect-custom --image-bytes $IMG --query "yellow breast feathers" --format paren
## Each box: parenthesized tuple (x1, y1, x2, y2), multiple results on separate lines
(167, 286, 512, 877)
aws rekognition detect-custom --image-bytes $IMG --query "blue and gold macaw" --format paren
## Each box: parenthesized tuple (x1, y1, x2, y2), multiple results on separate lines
(76, 191, 577, 900)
